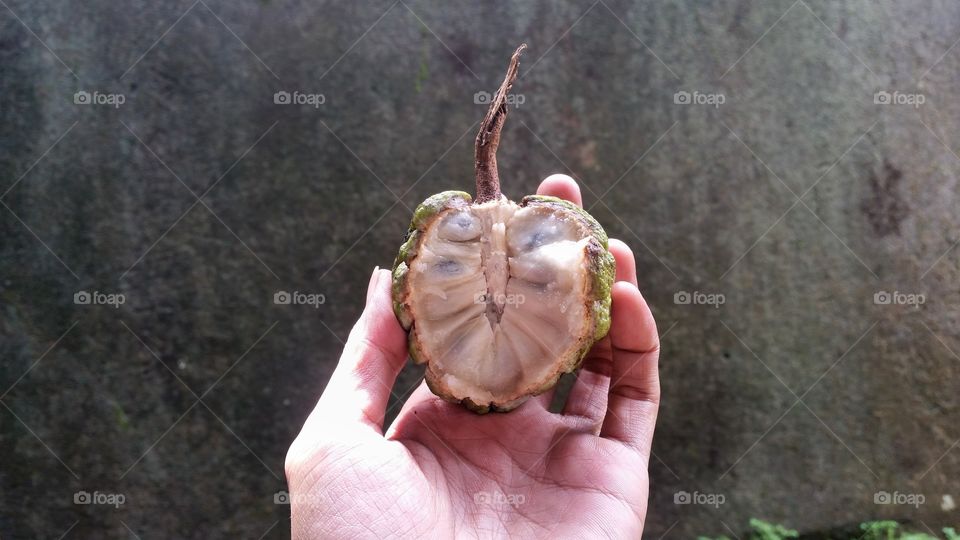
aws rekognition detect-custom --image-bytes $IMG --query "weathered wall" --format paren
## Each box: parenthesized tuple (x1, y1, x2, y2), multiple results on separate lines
(1, 1, 958, 538)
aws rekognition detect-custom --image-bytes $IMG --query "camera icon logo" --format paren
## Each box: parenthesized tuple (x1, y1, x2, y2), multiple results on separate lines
(74, 291, 92, 305)
(873, 291, 891, 305)
(674, 291, 691, 305)
(673, 91, 691, 105)
(674, 491, 691, 504)
(274, 91, 291, 105)
(274, 490, 290, 504)
(74, 490, 91, 504)
(74, 91, 91, 105)
(274, 291, 292, 305)
(874, 91, 891, 105)
(474, 91, 492, 105)
(874, 491, 891, 504)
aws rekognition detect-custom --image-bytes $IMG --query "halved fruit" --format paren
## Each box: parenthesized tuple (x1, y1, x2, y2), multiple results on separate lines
(392, 45, 614, 412)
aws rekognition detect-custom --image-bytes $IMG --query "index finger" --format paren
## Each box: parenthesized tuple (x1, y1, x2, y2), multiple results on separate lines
(537, 174, 583, 207)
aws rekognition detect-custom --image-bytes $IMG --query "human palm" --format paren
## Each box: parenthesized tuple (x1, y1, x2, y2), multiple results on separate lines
(286, 176, 660, 539)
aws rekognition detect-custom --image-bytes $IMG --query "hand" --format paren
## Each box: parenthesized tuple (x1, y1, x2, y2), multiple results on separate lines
(285, 175, 661, 538)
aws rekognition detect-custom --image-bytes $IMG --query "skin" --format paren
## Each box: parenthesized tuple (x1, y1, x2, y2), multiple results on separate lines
(285, 174, 661, 538)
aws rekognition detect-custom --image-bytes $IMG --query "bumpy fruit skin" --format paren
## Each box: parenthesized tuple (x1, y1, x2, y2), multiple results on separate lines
(392, 191, 615, 413)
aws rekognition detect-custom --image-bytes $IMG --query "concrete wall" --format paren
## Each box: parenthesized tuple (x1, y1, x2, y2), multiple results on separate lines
(1, 1, 958, 537)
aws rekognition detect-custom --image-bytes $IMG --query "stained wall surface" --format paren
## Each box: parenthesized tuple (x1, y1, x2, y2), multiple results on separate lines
(1, 1, 958, 537)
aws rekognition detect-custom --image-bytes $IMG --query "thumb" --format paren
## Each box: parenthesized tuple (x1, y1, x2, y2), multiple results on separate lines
(315, 267, 409, 433)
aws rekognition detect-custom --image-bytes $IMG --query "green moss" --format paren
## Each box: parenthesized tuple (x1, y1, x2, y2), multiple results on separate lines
(698, 519, 798, 540)
(415, 41, 429, 93)
(699, 519, 956, 540)
(113, 401, 130, 431)
(858, 521, 951, 540)
(749, 519, 798, 540)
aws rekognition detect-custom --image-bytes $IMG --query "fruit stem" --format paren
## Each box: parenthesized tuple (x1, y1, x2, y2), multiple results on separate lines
(475, 44, 526, 204)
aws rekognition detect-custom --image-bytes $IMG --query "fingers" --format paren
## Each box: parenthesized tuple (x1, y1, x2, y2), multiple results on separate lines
(384, 380, 434, 437)
(608, 239, 637, 286)
(600, 282, 660, 456)
(560, 339, 612, 430)
(537, 173, 582, 207)
(562, 240, 637, 427)
(307, 267, 409, 434)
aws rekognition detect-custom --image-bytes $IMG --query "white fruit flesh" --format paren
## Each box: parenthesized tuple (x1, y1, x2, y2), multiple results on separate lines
(408, 199, 593, 405)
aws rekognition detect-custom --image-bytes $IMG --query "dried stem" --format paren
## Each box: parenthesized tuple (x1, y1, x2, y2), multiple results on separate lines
(475, 44, 526, 203)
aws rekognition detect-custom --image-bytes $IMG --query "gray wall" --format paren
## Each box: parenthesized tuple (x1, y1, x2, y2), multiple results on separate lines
(1, 1, 958, 538)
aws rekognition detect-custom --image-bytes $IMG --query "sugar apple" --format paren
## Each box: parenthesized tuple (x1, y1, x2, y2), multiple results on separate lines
(391, 45, 615, 413)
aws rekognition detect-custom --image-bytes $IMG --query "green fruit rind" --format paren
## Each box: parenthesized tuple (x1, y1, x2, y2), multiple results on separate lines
(394, 230, 420, 269)
(587, 240, 616, 341)
(520, 195, 609, 249)
(392, 262, 413, 330)
(411, 191, 472, 230)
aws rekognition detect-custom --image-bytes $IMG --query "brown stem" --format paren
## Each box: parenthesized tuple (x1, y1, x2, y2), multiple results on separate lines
(475, 44, 526, 203)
